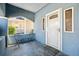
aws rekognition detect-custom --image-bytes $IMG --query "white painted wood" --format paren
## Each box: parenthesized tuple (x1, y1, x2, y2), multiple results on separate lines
(45, 8, 62, 51)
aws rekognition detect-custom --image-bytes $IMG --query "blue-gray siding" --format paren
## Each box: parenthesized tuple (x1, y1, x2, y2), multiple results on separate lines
(35, 3, 79, 56)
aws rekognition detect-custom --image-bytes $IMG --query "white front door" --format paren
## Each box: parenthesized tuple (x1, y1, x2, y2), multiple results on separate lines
(46, 9, 62, 50)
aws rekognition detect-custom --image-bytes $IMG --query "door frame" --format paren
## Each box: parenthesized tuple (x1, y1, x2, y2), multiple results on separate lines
(45, 8, 62, 51)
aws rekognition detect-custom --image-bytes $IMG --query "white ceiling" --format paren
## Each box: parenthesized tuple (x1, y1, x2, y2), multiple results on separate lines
(9, 3, 48, 13)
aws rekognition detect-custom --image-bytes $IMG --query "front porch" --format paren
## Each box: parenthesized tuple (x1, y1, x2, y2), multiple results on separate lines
(4, 40, 66, 56)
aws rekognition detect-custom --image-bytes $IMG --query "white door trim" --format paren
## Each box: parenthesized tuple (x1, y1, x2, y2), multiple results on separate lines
(45, 8, 62, 51)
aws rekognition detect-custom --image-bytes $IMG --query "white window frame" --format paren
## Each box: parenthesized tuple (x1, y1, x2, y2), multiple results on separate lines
(64, 7, 74, 33)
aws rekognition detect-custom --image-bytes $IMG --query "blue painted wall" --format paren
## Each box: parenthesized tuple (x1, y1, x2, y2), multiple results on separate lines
(0, 18, 8, 36)
(0, 18, 8, 55)
(35, 3, 79, 56)
(0, 4, 5, 16)
(0, 4, 8, 55)
(0, 4, 8, 36)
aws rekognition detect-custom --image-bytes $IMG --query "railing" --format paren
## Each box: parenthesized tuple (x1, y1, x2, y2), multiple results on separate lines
(8, 33, 35, 45)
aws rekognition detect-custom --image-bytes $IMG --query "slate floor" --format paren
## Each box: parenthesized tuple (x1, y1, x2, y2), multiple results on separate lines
(4, 40, 67, 56)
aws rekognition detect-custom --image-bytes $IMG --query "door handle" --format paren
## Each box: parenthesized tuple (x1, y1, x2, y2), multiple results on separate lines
(58, 28, 60, 32)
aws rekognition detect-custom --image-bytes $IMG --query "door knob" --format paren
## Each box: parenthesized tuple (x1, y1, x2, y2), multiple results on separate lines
(58, 28, 60, 32)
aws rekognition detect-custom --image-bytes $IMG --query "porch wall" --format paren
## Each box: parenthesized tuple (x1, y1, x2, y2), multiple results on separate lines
(35, 3, 79, 56)
(0, 3, 5, 16)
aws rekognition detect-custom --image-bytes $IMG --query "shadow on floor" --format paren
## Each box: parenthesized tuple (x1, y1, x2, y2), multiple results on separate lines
(4, 40, 67, 56)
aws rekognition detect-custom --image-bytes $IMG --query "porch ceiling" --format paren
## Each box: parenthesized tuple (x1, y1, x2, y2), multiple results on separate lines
(9, 3, 48, 13)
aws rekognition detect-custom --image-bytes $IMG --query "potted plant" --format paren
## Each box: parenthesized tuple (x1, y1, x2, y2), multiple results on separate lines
(8, 25, 16, 35)
(8, 25, 16, 45)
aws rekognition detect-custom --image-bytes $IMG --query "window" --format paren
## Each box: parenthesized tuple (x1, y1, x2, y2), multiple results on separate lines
(8, 18, 34, 34)
(42, 17, 45, 31)
(49, 12, 58, 19)
(64, 7, 74, 32)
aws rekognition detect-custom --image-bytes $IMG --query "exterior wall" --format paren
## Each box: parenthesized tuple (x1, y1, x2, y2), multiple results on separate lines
(35, 3, 79, 56)
(0, 3, 8, 55)
(0, 3, 5, 16)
